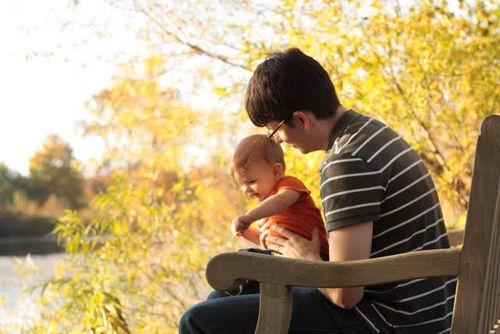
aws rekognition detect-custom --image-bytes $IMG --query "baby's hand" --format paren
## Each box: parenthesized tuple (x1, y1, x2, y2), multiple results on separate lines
(231, 215, 254, 236)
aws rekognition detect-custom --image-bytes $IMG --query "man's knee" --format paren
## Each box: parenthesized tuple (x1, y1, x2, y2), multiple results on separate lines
(206, 289, 227, 299)
(179, 305, 203, 334)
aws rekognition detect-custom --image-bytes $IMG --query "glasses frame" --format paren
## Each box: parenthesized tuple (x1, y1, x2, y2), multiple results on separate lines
(267, 119, 287, 138)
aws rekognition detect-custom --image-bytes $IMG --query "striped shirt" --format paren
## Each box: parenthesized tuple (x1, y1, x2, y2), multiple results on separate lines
(320, 110, 456, 333)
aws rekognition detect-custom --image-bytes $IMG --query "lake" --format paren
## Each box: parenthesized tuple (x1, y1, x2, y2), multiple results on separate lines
(0, 253, 65, 332)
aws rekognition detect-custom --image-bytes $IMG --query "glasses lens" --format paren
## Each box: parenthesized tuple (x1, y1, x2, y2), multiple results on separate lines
(267, 119, 286, 138)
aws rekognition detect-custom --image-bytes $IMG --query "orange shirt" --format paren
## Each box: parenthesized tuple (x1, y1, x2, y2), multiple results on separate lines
(247, 176, 329, 256)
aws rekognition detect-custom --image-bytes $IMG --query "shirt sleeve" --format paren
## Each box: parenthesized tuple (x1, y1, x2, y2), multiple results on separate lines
(276, 176, 310, 194)
(320, 154, 386, 232)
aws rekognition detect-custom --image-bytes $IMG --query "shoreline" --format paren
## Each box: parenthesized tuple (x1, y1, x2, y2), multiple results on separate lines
(0, 235, 63, 255)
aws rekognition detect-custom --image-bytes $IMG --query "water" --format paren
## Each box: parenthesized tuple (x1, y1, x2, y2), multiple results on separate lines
(0, 253, 65, 331)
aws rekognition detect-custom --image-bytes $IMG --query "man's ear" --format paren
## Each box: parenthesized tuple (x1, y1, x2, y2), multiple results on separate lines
(272, 163, 285, 178)
(292, 111, 315, 131)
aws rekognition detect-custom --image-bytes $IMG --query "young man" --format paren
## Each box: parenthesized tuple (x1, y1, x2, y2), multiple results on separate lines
(179, 48, 456, 333)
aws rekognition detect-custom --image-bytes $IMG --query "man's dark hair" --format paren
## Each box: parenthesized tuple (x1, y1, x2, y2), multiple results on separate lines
(245, 47, 340, 127)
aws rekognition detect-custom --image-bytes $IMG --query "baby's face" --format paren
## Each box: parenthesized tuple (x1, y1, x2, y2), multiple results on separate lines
(234, 159, 277, 201)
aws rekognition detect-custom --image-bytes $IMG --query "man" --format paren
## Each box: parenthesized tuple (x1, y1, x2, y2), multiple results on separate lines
(179, 48, 455, 333)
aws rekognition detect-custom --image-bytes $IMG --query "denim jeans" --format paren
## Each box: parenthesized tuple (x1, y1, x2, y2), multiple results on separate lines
(179, 249, 369, 333)
(179, 286, 369, 334)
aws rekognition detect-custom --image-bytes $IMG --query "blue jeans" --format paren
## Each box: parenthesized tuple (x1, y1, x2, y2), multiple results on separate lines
(179, 286, 369, 333)
(180, 248, 369, 333)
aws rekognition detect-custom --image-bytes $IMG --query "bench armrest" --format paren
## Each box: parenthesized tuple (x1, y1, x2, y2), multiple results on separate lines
(206, 249, 460, 334)
(206, 248, 460, 291)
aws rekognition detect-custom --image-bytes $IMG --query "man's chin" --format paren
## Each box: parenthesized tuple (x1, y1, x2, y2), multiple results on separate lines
(294, 146, 308, 154)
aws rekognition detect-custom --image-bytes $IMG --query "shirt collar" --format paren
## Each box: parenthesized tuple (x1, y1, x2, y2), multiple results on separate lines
(325, 109, 361, 152)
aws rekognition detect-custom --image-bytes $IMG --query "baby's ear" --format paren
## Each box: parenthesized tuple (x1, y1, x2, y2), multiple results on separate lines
(272, 163, 285, 178)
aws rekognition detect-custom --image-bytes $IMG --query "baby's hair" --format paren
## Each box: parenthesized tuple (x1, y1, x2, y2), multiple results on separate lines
(230, 134, 285, 175)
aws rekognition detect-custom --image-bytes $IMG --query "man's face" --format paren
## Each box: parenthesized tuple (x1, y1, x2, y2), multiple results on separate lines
(265, 119, 312, 154)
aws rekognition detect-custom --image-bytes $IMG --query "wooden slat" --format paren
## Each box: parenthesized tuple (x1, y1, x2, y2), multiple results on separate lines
(255, 283, 292, 334)
(452, 114, 500, 334)
(206, 248, 460, 291)
(448, 229, 465, 246)
(481, 183, 500, 333)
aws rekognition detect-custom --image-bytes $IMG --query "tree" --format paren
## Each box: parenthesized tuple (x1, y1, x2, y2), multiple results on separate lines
(0, 163, 22, 210)
(28, 134, 86, 210)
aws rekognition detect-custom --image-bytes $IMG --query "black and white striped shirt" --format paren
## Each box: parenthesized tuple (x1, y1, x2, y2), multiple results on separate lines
(320, 110, 456, 333)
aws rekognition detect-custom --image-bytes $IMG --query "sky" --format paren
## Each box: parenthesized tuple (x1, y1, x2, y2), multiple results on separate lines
(0, 0, 147, 176)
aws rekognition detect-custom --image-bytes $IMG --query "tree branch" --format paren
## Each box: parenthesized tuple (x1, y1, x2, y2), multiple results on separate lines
(136, 3, 249, 71)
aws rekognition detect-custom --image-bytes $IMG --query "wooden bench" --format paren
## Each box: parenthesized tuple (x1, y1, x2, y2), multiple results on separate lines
(206, 114, 500, 334)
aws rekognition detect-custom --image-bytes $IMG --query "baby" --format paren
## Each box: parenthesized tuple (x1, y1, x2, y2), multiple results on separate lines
(230, 134, 329, 257)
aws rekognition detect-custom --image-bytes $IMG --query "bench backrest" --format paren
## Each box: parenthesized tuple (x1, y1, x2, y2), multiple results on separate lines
(452, 114, 500, 333)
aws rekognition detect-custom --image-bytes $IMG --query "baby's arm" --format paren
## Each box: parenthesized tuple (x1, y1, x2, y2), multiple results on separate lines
(232, 189, 301, 235)
(240, 224, 261, 245)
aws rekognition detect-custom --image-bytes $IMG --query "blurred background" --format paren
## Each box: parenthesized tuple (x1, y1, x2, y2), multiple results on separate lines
(0, 0, 497, 333)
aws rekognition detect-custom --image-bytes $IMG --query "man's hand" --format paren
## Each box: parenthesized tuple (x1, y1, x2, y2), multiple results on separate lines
(265, 225, 322, 262)
(231, 215, 255, 236)
(258, 219, 271, 248)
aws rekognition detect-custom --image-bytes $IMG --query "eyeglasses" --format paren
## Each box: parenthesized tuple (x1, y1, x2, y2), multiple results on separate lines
(267, 119, 287, 138)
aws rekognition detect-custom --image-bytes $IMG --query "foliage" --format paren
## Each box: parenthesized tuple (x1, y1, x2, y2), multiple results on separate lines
(34, 58, 243, 333)
(0, 163, 23, 210)
(0, 138, 91, 220)
(28, 135, 86, 210)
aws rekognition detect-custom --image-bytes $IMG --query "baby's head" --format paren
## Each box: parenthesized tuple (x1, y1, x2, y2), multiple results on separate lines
(230, 134, 286, 201)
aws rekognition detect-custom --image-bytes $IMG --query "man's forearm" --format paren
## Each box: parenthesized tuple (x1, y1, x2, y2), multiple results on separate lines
(318, 286, 364, 310)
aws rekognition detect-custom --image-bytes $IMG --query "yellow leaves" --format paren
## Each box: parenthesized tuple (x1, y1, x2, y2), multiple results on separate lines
(85, 56, 205, 173)
(213, 86, 226, 97)
(144, 55, 165, 77)
(456, 213, 467, 230)
(285, 148, 323, 205)
(47, 322, 59, 334)
(111, 219, 129, 236)
(54, 261, 67, 281)
(87, 290, 104, 314)
(84, 289, 130, 334)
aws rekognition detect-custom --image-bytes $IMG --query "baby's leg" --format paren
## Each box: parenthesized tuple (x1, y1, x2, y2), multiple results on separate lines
(207, 248, 273, 298)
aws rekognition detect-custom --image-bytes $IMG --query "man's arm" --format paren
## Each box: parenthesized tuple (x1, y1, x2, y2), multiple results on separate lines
(265, 221, 373, 309)
(319, 221, 373, 309)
